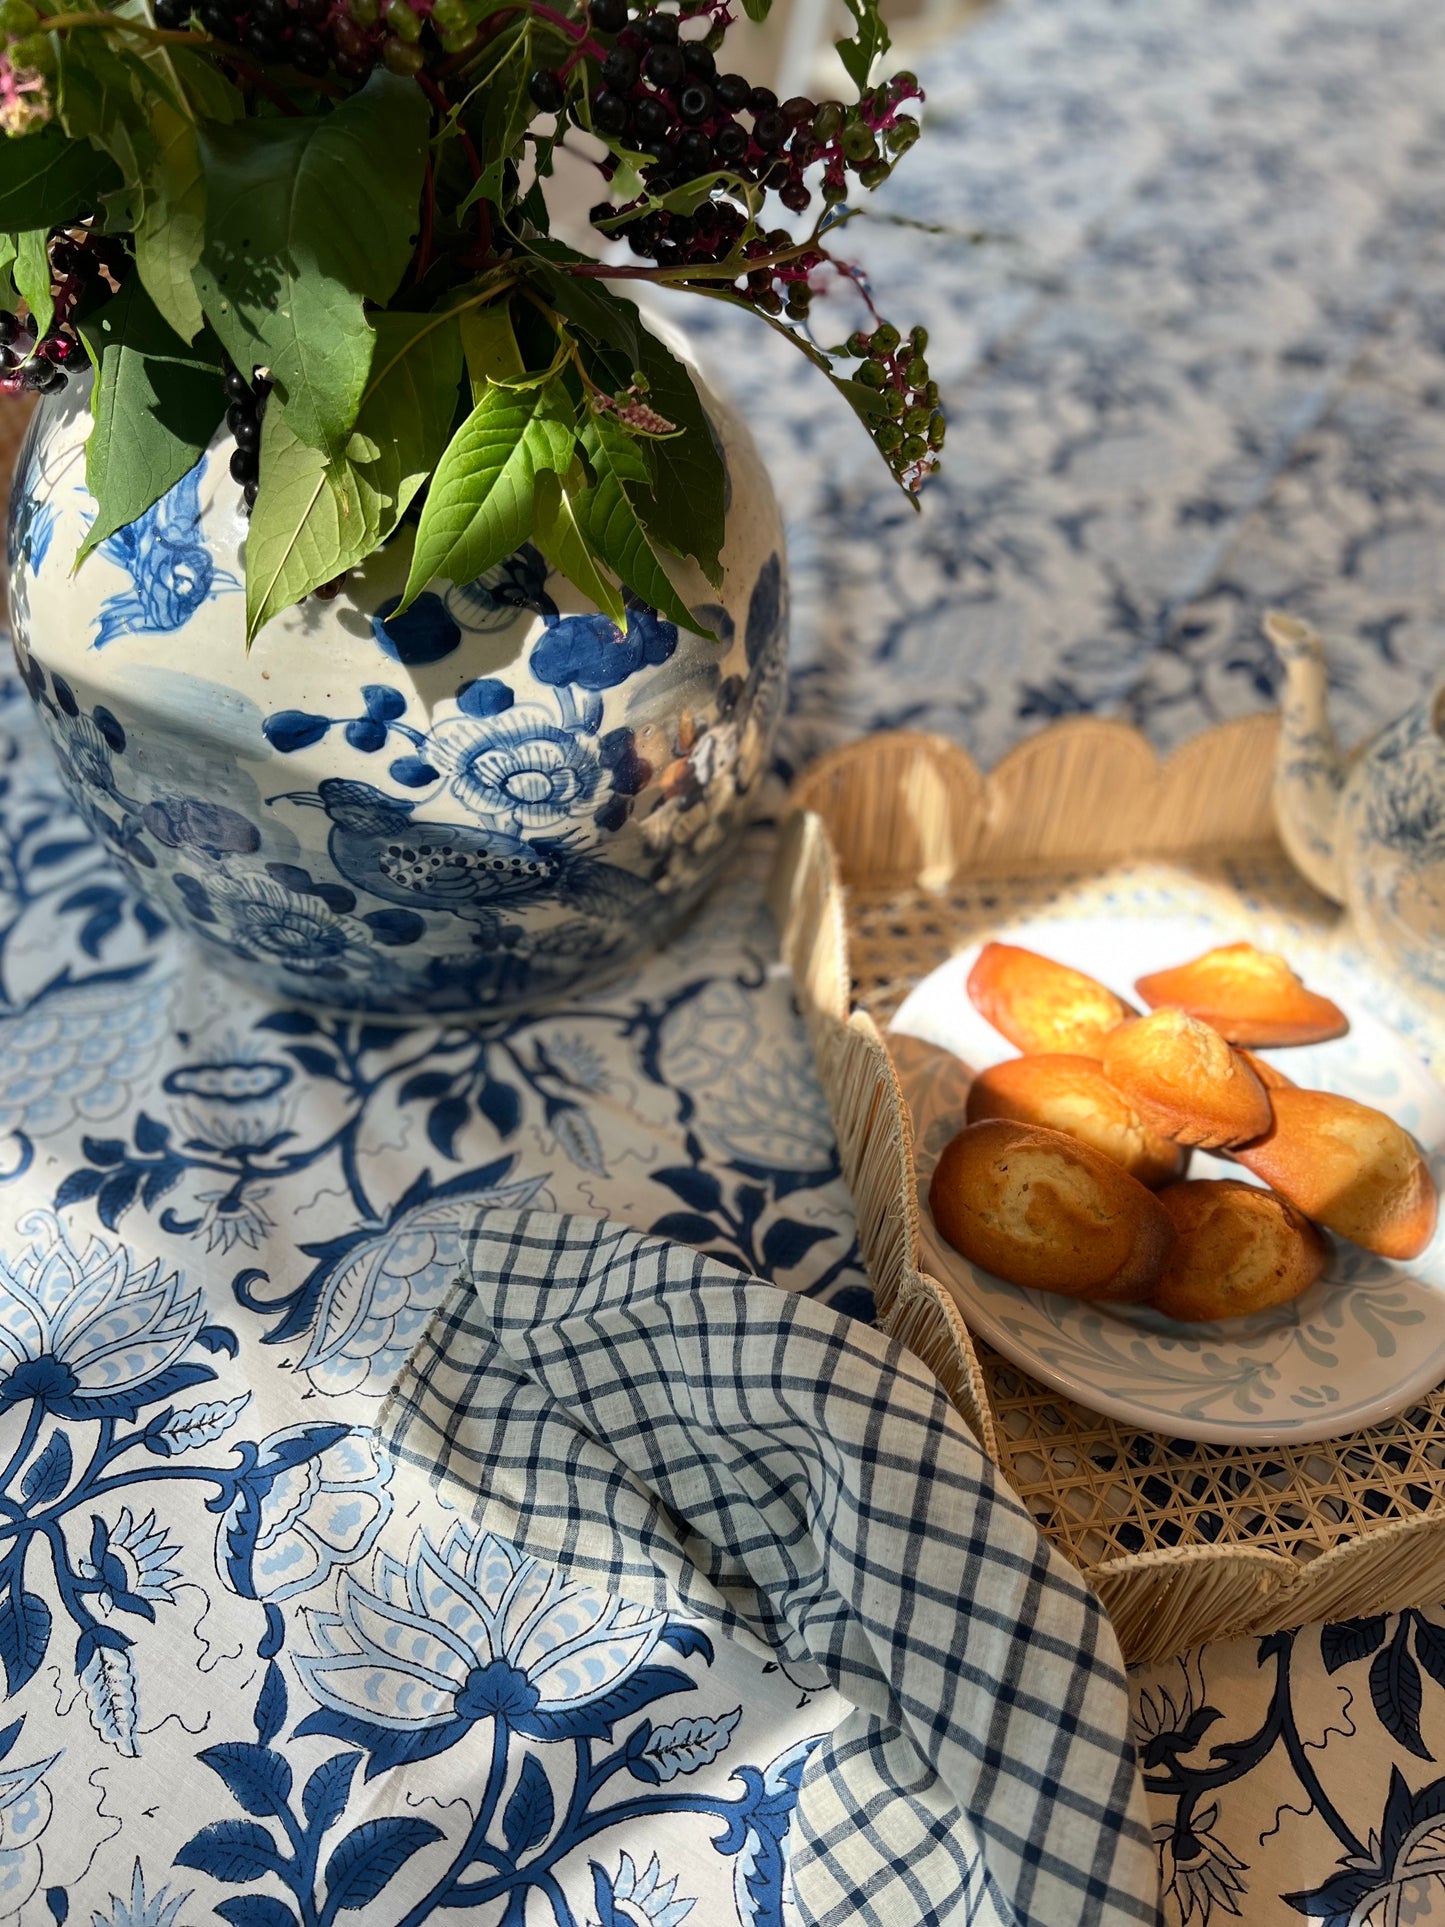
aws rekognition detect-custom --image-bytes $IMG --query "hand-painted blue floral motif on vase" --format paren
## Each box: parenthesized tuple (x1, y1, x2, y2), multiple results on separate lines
(5, 360, 787, 1016)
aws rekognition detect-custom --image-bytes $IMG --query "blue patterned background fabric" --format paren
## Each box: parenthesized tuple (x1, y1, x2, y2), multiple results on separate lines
(3, 0, 1445, 1917)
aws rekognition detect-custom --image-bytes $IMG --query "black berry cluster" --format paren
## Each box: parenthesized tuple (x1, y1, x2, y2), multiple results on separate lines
(224, 361, 271, 512)
(157, 0, 330, 71)
(0, 226, 127, 396)
(548, 7, 922, 322)
(570, 42, 921, 218)
(843, 322, 942, 492)
(555, 19, 825, 203)
(155, 0, 455, 81)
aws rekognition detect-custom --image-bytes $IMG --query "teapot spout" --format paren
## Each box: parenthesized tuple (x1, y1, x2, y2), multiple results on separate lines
(1264, 611, 1347, 904)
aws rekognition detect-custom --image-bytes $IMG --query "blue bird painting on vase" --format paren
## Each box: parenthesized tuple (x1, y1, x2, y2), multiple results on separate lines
(281, 779, 562, 925)
(92, 463, 239, 650)
(281, 779, 659, 931)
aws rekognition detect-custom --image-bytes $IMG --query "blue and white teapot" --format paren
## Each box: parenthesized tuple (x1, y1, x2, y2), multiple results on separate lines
(1268, 610, 1445, 1002)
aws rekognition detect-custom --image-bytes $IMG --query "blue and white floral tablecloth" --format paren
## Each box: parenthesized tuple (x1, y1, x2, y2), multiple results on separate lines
(5, 0, 1445, 1918)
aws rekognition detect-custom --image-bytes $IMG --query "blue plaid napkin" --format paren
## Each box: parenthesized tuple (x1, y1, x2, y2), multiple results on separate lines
(380, 1209, 1161, 1926)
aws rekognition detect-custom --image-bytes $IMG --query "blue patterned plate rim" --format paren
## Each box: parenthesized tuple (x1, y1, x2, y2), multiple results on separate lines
(891, 913, 1445, 1446)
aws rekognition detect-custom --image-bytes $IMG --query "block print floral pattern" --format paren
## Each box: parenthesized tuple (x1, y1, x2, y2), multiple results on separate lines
(0, 655, 854, 1915)
(1, 0, 1445, 1914)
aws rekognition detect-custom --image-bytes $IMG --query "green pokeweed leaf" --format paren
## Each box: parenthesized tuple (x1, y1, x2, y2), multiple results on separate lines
(400, 374, 575, 612)
(546, 268, 724, 590)
(14, 229, 52, 337)
(532, 468, 626, 625)
(627, 329, 725, 591)
(0, 124, 121, 232)
(832, 374, 892, 421)
(458, 299, 524, 402)
(837, 0, 890, 92)
(572, 413, 715, 637)
(516, 175, 549, 237)
(133, 99, 205, 343)
(194, 71, 428, 451)
(111, 0, 197, 118)
(742, 0, 771, 16)
(76, 277, 226, 565)
(167, 45, 245, 123)
(459, 17, 556, 211)
(245, 307, 464, 643)
(0, 236, 18, 312)
(56, 31, 158, 168)
(530, 250, 642, 369)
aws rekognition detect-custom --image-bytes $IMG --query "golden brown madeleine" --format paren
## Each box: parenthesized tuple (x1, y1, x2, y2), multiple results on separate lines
(927, 1119, 1175, 1301)
(1151, 1179, 1328, 1322)
(1135, 942, 1348, 1046)
(1236, 1049, 1296, 1092)
(965, 1053, 1188, 1187)
(1235, 1088, 1438, 1260)
(966, 942, 1136, 1056)
(1101, 1008, 1273, 1149)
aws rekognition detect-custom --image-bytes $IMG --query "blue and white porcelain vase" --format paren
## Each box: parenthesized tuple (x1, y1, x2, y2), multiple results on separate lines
(5, 356, 787, 1017)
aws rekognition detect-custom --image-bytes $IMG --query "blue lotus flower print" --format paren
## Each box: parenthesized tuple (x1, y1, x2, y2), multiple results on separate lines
(295, 1524, 670, 1774)
(216, 1425, 391, 1603)
(430, 706, 604, 831)
(0, 1735, 58, 1917)
(90, 1861, 192, 1927)
(92, 464, 238, 649)
(1154, 1805, 1247, 1924)
(200, 872, 385, 983)
(78, 1507, 183, 1613)
(0, 1211, 202, 1418)
(593, 1854, 695, 1927)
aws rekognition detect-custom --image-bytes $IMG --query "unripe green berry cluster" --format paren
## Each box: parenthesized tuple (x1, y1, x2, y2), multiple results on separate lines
(845, 321, 942, 490)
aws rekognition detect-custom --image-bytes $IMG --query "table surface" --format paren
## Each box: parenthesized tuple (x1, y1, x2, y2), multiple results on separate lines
(4, 0, 1445, 1919)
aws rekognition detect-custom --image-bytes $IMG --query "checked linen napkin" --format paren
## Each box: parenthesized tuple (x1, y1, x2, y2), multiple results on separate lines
(380, 1210, 1161, 1927)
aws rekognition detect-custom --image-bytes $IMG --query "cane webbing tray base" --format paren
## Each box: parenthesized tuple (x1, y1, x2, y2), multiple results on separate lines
(770, 720, 1445, 1663)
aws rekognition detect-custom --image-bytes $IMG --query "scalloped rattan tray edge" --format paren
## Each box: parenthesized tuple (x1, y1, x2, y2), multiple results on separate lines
(769, 718, 1445, 1664)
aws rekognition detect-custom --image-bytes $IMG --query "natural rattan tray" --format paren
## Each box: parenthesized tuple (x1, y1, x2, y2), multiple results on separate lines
(769, 718, 1445, 1664)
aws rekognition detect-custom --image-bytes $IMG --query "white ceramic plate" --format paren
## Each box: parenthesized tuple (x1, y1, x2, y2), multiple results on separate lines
(891, 912, 1445, 1444)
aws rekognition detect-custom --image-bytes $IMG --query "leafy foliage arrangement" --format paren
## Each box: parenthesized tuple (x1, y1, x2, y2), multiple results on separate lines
(0, 0, 939, 640)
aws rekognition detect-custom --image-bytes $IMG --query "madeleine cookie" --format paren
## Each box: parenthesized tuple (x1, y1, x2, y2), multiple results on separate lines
(928, 1119, 1175, 1301)
(966, 942, 1136, 1056)
(1151, 1179, 1328, 1322)
(1101, 1008, 1272, 1149)
(1235, 1088, 1438, 1260)
(965, 1053, 1188, 1188)
(1136, 943, 1348, 1047)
